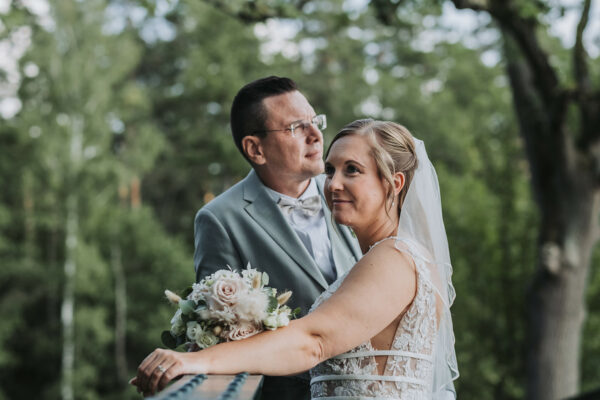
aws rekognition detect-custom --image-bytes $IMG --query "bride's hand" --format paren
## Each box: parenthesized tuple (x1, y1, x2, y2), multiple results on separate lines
(130, 348, 199, 397)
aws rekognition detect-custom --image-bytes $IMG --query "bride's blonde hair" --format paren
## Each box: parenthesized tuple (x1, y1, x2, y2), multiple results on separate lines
(326, 119, 418, 213)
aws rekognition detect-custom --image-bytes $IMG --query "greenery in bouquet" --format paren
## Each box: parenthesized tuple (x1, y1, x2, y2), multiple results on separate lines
(162, 264, 300, 350)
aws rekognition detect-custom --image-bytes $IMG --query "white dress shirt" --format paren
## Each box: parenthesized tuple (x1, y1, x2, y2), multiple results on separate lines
(264, 179, 337, 283)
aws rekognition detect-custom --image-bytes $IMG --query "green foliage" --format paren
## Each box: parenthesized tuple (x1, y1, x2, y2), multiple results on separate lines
(1, 0, 599, 399)
(261, 271, 270, 287)
(267, 295, 279, 313)
(582, 246, 600, 391)
(161, 330, 178, 349)
(292, 307, 301, 318)
(179, 299, 196, 315)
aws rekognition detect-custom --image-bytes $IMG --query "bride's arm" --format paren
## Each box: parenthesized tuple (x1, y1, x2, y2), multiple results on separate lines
(133, 242, 416, 396)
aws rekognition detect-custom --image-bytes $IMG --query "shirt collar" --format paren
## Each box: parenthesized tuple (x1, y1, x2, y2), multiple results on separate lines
(264, 178, 318, 203)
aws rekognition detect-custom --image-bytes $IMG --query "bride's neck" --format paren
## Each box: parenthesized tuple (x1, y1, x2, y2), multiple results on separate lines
(354, 217, 399, 254)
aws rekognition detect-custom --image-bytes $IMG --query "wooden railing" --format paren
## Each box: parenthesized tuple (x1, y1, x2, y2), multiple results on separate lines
(148, 375, 598, 400)
(148, 373, 263, 400)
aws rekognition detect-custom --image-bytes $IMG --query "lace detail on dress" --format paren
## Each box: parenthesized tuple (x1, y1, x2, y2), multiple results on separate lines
(309, 250, 437, 399)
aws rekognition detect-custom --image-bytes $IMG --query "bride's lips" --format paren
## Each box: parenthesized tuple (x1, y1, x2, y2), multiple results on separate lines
(331, 198, 352, 206)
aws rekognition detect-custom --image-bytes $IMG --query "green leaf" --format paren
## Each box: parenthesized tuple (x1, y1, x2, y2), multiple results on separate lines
(175, 335, 187, 348)
(161, 331, 177, 349)
(179, 299, 196, 315)
(267, 296, 278, 313)
(181, 286, 193, 298)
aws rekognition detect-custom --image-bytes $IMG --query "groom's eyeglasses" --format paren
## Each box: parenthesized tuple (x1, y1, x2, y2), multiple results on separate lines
(254, 114, 327, 137)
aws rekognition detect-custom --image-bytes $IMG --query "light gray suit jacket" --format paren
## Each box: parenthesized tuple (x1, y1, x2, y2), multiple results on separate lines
(194, 169, 362, 317)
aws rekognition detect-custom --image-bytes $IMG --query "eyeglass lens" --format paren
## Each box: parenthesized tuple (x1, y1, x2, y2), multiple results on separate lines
(292, 114, 326, 136)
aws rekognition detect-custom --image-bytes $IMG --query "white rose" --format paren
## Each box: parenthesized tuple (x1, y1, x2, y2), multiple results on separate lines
(196, 331, 220, 349)
(276, 313, 290, 327)
(227, 321, 262, 341)
(234, 290, 268, 323)
(263, 315, 278, 330)
(186, 321, 202, 341)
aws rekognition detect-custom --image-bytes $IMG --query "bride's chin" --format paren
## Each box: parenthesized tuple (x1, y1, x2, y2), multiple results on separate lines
(334, 217, 353, 228)
(332, 211, 350, 225)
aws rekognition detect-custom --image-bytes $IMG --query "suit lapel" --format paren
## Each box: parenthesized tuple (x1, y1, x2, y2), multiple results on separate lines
(243, 170, 328, 290)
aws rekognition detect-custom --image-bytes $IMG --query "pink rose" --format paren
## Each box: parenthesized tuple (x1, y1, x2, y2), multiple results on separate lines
(226, 321, 262, 341)
(207, 277, 247, 310)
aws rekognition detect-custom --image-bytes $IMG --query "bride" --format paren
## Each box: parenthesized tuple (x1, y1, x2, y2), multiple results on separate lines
(132, 119, 459, 399)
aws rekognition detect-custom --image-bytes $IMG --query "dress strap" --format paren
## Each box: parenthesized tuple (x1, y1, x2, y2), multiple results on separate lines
(333, 349, 433, 361)
(312, 397, 407, 400)
(310, 374, 428, 386)
(367, 236, 398, 252)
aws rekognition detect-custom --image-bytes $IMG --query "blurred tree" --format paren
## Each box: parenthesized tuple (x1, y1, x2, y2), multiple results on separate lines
(136, 0, 262, 237)
(0, 1, 189, 399)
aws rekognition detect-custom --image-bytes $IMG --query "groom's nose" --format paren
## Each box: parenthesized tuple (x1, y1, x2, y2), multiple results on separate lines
(304, 123, 323, 143)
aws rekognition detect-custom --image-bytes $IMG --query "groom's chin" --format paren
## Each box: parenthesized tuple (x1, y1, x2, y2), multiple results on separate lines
(308, 160, 325, 175)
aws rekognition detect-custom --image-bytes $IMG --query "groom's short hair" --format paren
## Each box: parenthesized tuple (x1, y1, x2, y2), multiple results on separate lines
(230, 76, 298, 161)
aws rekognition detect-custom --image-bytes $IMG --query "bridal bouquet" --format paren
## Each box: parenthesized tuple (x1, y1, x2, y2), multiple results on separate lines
(162, 264, 299, 350)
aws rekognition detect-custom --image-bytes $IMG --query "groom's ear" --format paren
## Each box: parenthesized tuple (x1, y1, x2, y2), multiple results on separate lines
(242, 136, 266, 165)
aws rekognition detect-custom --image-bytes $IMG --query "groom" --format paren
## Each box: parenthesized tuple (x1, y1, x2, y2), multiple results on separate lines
(193, 76, 362, 400)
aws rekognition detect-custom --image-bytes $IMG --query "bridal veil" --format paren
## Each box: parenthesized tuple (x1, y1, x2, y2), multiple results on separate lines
(395, 138, 459, 399)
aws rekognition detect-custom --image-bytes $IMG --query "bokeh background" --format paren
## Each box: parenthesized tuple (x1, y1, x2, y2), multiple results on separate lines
(1, 0, 599, 399)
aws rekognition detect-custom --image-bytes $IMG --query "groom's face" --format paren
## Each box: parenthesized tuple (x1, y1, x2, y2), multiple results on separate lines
(258, 91, 324, 183)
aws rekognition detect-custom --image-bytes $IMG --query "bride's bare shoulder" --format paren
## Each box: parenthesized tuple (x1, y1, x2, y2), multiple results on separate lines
(358, 238, 416, 275)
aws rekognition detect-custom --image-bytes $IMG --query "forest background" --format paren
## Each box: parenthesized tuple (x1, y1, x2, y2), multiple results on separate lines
(1, 0, 599, 399)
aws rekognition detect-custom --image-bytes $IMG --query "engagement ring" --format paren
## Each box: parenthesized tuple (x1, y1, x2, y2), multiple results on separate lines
(156, 365, 166, 373)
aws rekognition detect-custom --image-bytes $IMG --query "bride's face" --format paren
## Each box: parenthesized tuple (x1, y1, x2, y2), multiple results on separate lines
(324, 134, 390, 229)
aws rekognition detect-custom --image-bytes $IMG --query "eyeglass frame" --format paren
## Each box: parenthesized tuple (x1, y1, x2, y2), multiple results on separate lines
(252, 114, 327, 137)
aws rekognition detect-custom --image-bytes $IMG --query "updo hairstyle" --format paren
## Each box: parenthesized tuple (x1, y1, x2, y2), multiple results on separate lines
(326, 119, 418, 214)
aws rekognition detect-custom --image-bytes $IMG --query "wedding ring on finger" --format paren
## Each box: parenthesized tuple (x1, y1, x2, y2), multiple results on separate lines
(156, 365, 167, 373)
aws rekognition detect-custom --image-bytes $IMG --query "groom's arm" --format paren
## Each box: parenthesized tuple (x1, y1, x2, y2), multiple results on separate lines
(194, 208, 242, 282)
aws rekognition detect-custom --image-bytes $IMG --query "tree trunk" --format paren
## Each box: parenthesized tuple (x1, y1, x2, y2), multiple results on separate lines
(500, 23, 600, 397)
(112, 241, 128, 384)
(527, 173, 600, 399)
(61, 117, 83, 400)
(60, 192, 77, 400)
(22, 169, 35, 262)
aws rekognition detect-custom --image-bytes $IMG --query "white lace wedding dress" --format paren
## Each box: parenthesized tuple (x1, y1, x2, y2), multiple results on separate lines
(309, 138, 458, 399)
(309, 240, 438, 400)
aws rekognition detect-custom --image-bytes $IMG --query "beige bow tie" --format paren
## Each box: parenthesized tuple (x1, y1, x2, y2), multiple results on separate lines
(277, 195, 322, 217)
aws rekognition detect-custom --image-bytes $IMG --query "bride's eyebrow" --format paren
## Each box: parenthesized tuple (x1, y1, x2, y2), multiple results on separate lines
(345, 159, 365, 168)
